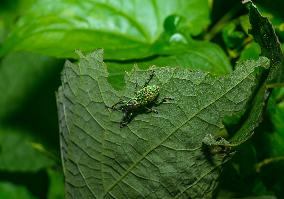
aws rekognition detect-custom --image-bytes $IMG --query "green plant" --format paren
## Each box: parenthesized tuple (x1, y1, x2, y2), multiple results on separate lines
(0, 0, 284, 198)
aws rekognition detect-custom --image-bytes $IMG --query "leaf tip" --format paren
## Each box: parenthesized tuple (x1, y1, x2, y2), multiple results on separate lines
(74, 49, 85, 58)
(74, 48, 105, 63)
(89, 48, 104, 63)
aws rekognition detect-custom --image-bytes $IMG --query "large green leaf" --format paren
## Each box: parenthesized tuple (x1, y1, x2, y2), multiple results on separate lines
(0, 0, 36, 43)
(0, 182, 37, 199)
(0, 128, 54, 172)
(48, 169, 65, 199)
(0, 0, 209, 59)
(230, 1, 283, 145)
(107, 40, 232, 90)
(57, 49, 268, 198)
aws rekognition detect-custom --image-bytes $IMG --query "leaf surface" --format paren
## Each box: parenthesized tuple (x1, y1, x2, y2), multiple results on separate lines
(107, 40, 232, 90)
(48, 169, 65, 199)
(0, 128, 54, 172)
(57, 49, 269, 198)
(0, 0, 209, 59)
(0, 51, 60, 120)
(0, 182, 37, 199)
(230, 1, 283, 144)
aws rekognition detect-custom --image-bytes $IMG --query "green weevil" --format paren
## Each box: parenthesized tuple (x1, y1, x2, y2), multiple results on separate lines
(107, 71, 172, 127)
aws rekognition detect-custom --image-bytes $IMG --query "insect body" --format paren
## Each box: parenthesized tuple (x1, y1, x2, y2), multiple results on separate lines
(108, 71, 171, 127)
(132, 85, 160, 108)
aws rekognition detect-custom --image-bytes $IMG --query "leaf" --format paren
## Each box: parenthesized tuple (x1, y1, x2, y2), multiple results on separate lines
(0, 182, 37, 199)
(48, 169, 65, 199)
(0, 51, 61, 120)
(239, 42, 261, 61)
(107, 40, 232, 90)
(0, 0, 36, 43)
(0, 0, 210, 59)
(230, 1, 284, 145)
(218, 14, 253, 60)
(263, 88, 284, 157)
(57, 49, 269, 198)
(222, 22, 246, 49)
(217, 4, 284, 197)
(0, 128, 54, 172)
(247, 2, 283, 82)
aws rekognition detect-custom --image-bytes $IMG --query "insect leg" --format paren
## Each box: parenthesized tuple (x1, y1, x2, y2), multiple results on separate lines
(155, 97, 174, 105)
(106, 100, 126, 110)
(145, 107, 158, 114)
(143, 70, 155, 87)
(134, 78, 139, 95)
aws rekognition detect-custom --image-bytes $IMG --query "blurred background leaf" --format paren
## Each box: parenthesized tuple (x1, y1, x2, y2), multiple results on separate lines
(107, 39, 232, 90)
(0, 0, 210, 59)
(0, 182, 37, 199)
(0, 52, 61, 120)
(47, 169, 64, 199)
(0, 128, 55, 172)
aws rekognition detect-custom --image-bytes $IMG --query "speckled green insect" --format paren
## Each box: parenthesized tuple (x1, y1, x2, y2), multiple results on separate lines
(108, 71, 172, 127)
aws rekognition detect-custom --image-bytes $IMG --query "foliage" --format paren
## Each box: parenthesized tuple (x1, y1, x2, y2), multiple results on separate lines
(0, 0, 284, 198)
(0, 182, 37, 199)
(57, 50, 268, 198)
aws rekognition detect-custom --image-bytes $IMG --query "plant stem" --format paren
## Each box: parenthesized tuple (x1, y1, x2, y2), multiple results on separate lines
(266, 82, 284, 88)
(255, 156, 284, 172)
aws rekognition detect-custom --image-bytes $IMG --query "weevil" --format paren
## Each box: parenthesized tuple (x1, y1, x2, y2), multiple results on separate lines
(107, 71, 172, 127)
